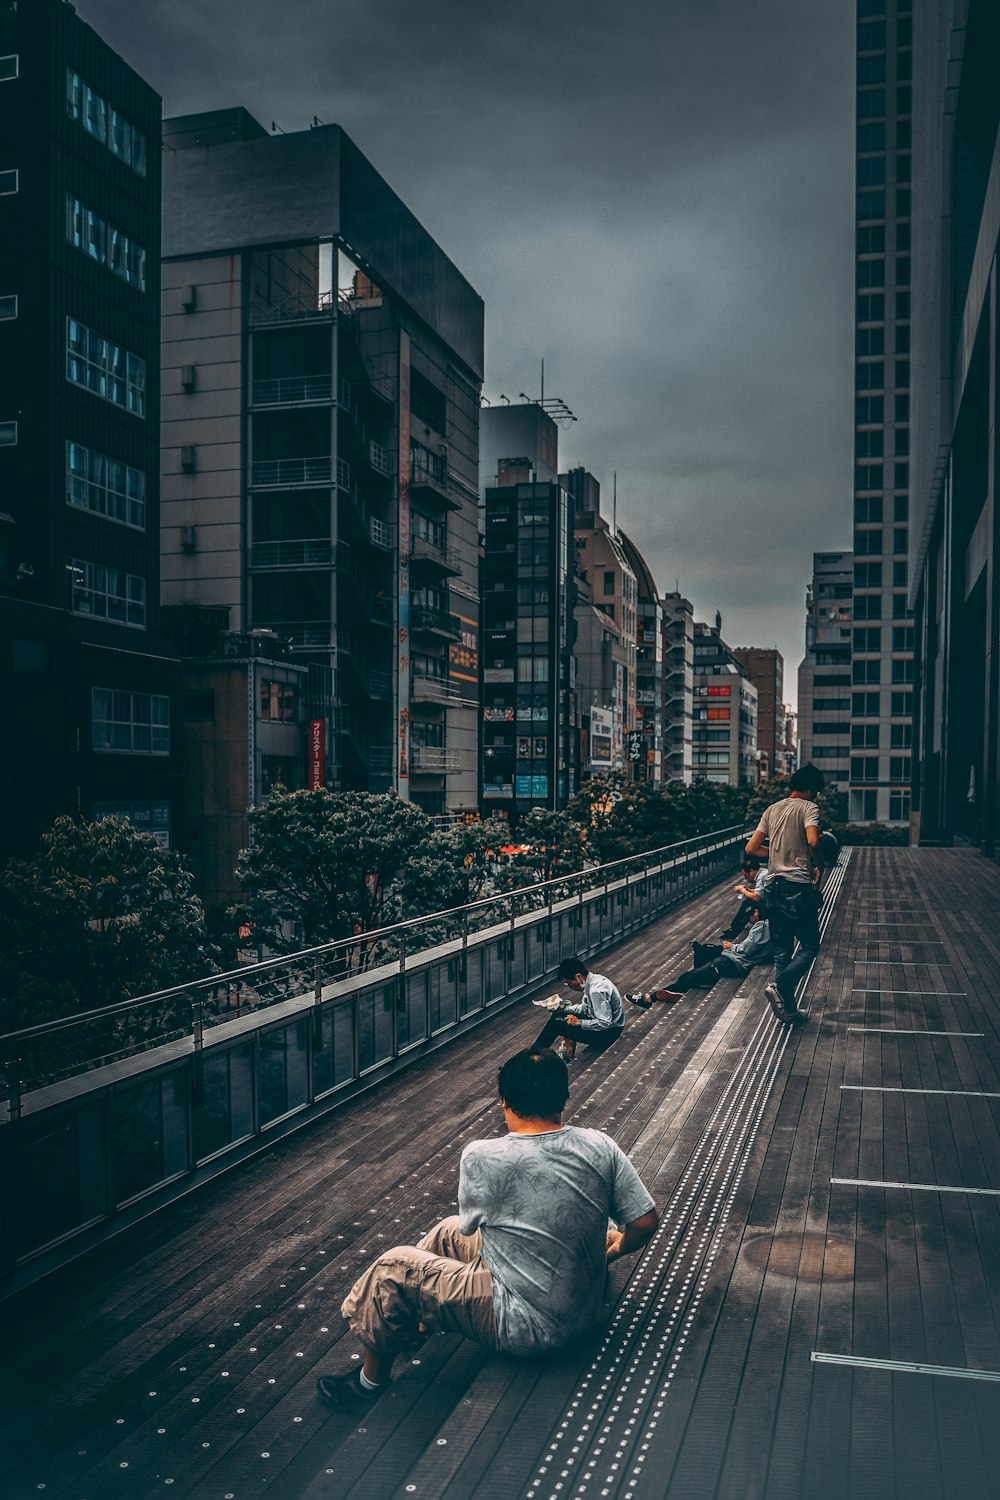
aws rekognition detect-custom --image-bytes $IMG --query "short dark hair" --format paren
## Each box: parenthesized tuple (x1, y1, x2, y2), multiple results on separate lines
(741, 855, 761, 873)
(498, 1049, 569, 1120)
(790, 763, 825, 796)
(558, 956, 589, 982)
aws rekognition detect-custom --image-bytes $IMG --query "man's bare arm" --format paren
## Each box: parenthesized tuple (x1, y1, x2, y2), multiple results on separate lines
(745, 830, 767, 858)
(606, 1209, 659, 1264)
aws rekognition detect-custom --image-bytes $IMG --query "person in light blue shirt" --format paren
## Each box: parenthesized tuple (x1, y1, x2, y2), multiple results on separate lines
(532, 956, 625, 1061)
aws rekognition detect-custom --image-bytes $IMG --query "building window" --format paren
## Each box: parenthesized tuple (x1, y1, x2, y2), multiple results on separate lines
(857, 122, 885, 153)
(69, 559, 146, 627)
(410, 370, 447, 434)
(853, 593, 881, 620)
(855, 463, 883, 491)
(856, 225, 885, 254)
(856, 293, 885, 322)
(854, 529, 882, 557)
(66, 318, 146, 416)
(891, 690, 911, 715)
(854, 496, 883, 523)
(851, 724, 880, 749)
(92, 688, 170, 754)
(856, 327, 884, 357)
(889, 756, 910, 784)
(892, 624, 913, 652)
(850, 756, 879, 785)
(891, 658, 914, 684)
(65, 195, 146, 291)
(857, 20, 886, 48)
(853, 626, 882, 653)
(852, 692, 880, 716)
(856, 158, 885, 189)
(854, 430, 884, 460)
(0, 293, 16, 319)
(0, 54, 17, 80)
(894, 428, 910, 457)
(66, 441, 146, 529)
(896, 187, 911, 217)
(855, 394, 884, 422)
(65, 69, 147, 177)
(260, 679, 297, 721)
(897, 85, 912, 115)
(855, 361, 884, 390)
(0, 167, 17, 194)
(857, 55, 886, 86)
(856, 190, 886, 221)
(852, 659, 881, 685)
(603, 571, 615, 595)
(889, 789, 910, 822)
(892, 560, 908, 587)
(850, 789, 878, 821)
(0, 419, 16, 445)
(890, 722, 912, 749)
(854, 561, 882, 588)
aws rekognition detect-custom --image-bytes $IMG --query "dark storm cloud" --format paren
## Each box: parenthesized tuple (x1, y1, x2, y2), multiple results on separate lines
(78, 0, 855, 702)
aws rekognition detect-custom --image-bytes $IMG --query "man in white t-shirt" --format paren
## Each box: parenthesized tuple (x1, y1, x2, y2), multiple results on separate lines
(745, 763, 825, 1023)
(316, 1049, 658, 1410)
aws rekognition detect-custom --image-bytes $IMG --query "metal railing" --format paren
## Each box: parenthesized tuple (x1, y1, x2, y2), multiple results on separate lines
(251, 374, 333, 406)
(410, 746, 461, 772)
(252, 455, 332, 488)
(0, 826, 744, 1288)
(251, 539, 335, 569)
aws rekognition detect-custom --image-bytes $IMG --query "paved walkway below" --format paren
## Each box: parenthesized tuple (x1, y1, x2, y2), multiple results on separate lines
(3, 847, 1000, 1500)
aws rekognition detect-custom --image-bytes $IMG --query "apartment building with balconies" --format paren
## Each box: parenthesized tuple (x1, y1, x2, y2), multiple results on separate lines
(797, 549, 853, 789)
(661, 591, 694, 783)
(159, 110, 483, 845)
(692, 616, 758, 786)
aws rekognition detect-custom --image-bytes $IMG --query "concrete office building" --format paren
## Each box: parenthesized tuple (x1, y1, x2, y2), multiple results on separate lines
(0, 0, 182, 858)
(661, 591, 694, 783)
(159, 109, 483, 837)
(618, 530, 664, 783)
(850, 0, 916, 824)
(733, 647, 783, 781)
(909, 0, 1000, 853)
(797, 550, 853, 789)
(569, 473, 638, 772)
(692, 617, 758, 786)
(480, 405, 575, 816)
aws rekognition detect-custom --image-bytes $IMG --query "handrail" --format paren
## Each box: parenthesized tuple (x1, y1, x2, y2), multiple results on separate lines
(0, 825, 745, 1052)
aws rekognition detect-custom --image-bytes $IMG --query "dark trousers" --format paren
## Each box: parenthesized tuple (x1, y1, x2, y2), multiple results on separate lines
(533, 1015, 623, 1054)
(667, 955, 741, 992)
(768, 879, 821, 1006)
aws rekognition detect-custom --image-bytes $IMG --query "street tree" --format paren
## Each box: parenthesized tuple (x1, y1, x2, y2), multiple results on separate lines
(235, 788, 432, 951)
(0, 815, 215, 1034)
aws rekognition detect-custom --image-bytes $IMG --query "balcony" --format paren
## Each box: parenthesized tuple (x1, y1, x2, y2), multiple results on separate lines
(251, 539, 334, 570)
(410, 672, 462, 704)
(254, 619, 335, 650)
(409, 446, 459, 510)
(339, 630, 392, 701)
(410, 746, 461, 773)
(251, 374, 333, 407)
(409, 534, 461, 574)
(252, 455, 332, 488)
(409, 605, 460, 639)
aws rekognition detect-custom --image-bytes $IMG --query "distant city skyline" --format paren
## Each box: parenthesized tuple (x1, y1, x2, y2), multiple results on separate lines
(76, 0, 856, 708)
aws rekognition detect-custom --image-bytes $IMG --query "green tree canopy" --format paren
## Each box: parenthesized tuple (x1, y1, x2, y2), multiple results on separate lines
(0, 816, 214, 1032)
(235, 789, 432, 950)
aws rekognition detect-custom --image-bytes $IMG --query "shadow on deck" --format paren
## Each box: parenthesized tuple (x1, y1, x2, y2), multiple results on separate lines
(3, 848, 1000, 1500)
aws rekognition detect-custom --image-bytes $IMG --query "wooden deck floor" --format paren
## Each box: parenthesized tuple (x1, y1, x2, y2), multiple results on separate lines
(4, 847, 1000, 1500)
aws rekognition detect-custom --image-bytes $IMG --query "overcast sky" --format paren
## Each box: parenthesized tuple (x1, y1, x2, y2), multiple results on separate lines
(79, 0, 855, 710)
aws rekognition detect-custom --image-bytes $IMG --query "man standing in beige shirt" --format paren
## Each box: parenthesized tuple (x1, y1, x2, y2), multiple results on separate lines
(745, 763, 824, 1023)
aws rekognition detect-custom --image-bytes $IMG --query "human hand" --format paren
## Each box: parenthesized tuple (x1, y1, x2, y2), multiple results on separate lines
(722, 941, 732, 949)
(606, 1229, 624, 1264)
(566, 1014, 580, 1026)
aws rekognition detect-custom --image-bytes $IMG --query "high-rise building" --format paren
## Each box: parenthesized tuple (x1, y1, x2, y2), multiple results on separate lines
(0, 0, 181, 858)
(159, 109, 484, 843)
(733, 647, 783, 781)
(480, 405, 575, 815)
(568, 473, 638, 779)
(797, 550, 853, 789)
(617, 530, 663, 783)
(909, 0, 1000, 853)
(692, 617, 757, 786)
(849, 0, 915, 824)
(661, 591, 694, 783)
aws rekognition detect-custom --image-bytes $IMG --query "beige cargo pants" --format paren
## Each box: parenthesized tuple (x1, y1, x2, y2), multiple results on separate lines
(341, 1215, 501, 1358)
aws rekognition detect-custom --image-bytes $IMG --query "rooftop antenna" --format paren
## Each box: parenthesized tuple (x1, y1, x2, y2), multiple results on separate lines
(540, 357, 544, 406)
(271, 121, 286, 134)
(613, 472, 617, 537)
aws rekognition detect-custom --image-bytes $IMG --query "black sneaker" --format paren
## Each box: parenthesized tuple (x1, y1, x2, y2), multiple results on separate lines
(764, 984, 806, 1025)
(626, 992, 652, 1009)
(317, 1369, 387, 1409)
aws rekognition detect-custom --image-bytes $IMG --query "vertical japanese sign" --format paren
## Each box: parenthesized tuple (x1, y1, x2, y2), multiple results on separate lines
(308, 719, 325, 789)
(397, 331, 411, 795)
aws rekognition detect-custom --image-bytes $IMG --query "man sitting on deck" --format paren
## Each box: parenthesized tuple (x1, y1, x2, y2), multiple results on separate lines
(626, 916, 773, 1006)
(531, 956, 626, 1062)
(317, 1048, 658, 1410)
